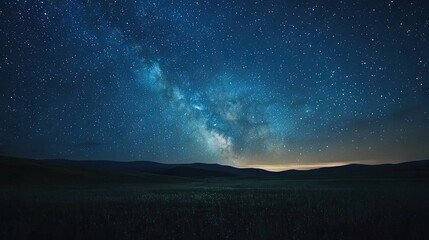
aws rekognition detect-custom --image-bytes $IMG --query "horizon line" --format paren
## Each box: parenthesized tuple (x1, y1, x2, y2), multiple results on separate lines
(1, 154, 428, 172)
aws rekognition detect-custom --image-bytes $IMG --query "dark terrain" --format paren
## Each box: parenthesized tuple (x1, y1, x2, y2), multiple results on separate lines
(1, 156, 428, 240)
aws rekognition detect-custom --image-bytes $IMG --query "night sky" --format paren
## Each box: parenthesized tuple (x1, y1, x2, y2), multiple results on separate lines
(1, 0, 428, 170)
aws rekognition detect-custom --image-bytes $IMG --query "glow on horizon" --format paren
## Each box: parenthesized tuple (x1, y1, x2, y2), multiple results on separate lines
(244, 160, 380, 172)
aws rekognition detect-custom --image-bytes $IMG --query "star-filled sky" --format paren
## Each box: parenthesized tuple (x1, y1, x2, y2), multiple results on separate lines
(1, 0, 428, 170)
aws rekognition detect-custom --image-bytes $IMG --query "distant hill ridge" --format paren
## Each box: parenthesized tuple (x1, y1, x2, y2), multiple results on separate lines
(0, 155, 428, 183)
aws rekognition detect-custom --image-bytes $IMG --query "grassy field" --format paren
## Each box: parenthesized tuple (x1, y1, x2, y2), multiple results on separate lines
(1, 177, 428, 240)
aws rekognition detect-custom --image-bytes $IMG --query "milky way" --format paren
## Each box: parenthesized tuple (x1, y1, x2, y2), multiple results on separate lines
(1, 0, 428, 169)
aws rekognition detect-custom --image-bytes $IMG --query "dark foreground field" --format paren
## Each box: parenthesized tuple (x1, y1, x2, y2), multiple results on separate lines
(1, 157, 429, 240)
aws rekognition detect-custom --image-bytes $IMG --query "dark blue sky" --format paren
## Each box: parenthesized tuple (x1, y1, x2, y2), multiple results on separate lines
(1, 0, 428, 170)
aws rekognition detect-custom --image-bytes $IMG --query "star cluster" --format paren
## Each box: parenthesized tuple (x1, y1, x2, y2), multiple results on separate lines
(1, 0, 428, 168)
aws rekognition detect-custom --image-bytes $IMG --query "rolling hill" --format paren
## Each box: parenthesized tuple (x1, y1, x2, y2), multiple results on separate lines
(0, 156, 183, 185)
(1, 155, 428, 184)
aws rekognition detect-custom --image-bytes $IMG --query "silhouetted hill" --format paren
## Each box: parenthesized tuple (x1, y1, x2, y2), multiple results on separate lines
(48, 159, 170, 172)
(45, 158, 275, 177)
(175, 163, 275, 177)
(157, 166, 237, 178)
(0, 156, 182, 185)
(1, 155, 428, 182)
(279, 160, 429, 178)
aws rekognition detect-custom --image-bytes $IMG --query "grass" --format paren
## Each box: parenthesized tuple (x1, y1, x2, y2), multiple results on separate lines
(1, 178, 428, 240)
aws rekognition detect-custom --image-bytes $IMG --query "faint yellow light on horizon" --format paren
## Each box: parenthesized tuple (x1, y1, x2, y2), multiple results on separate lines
(245, 162, 360, 172)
